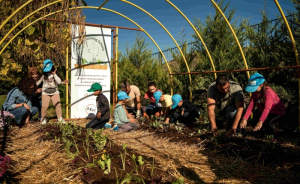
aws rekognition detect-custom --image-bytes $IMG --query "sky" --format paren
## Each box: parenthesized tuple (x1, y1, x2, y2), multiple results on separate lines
(81, 0, 296, 55)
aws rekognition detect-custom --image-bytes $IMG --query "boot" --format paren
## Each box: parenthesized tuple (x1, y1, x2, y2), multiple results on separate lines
(41, 118, 47, 125)
(58, 117, 66, 124)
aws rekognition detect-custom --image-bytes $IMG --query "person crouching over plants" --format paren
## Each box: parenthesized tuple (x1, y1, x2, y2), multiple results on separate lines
(142, 82, 163, 119)
(114, 91, 139, 132)
(2, 78, 38, 125)
(36, 59, 66, 124)
(165, 94, 200, 127)
(85, 83, 110, 130)
(153, 91, 172, 120)
(240, 73, 286, 137)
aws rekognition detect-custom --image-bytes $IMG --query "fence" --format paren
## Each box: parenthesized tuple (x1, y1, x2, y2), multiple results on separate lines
(151, 13, 297, 63)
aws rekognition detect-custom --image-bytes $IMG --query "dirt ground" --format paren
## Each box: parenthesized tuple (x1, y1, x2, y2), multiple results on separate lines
(1, 118, 300, 183)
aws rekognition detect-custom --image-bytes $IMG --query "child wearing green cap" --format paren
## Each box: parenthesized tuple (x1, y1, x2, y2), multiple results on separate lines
(114, 91, 139, 132)
(165, 94, 200, 126)
(153, 91, 172, 120)
(240, 73, 286, 136)
(86, 83, 110, 130)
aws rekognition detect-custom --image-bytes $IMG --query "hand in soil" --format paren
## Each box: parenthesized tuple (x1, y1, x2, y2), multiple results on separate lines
(211, 127, 219, 136)
(225, 128, 236, 137)
(240, 119, 247, 129)
(253, 121, 263, 131)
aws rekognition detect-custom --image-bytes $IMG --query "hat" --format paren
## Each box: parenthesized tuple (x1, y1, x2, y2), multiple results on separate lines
(171, 94, 182, 109)
(153, 91, 162, 107)
(43, 59, 53, 72)
(87, 83, 102, 92)
(117, 91, 131, 100)
(245, 73, 265, 93)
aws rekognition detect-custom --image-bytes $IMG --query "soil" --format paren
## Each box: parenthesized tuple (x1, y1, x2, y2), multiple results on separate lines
(39, 123, 173, 184)
(138, 119, 300, 170)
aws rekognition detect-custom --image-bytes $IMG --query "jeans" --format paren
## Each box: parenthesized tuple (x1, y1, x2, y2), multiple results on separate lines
(32, 97, 42, 119)
(145, 105, 161, 117)
(9, 106, 38, 124)
(215, 105, 239, 131)
(86, 118, 109, 130)
(117, 122, 140, 132)
(169, 110, 199, 125)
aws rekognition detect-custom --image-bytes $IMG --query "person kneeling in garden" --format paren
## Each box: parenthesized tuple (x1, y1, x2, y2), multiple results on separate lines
(153, 91, 172, 120)
(240, 73, 286, 137)
(2, 78, 38, 125)
(207, 75, 244, 137)
(85, 83, 110, 130)
(114, 91, 139, 132)
(142, 82, 163, 119)
(165, 94, 200, 126)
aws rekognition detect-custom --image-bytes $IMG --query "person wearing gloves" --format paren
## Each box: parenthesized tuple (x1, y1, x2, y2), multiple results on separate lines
(240, 73, 286, 136)
(85, 83, 110, 130)
(142, 82, 163, 119)
(120, 79, 142, 118)
(36, 59, 66, 124)
(165, 94, 200, 126)
(114, 91, 139, 132)
(153, 91, 172, 120)
(3, 78, 38, 125)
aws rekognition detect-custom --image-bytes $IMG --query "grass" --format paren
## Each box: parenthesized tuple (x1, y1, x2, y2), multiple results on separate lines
(0, 95, 7, 108)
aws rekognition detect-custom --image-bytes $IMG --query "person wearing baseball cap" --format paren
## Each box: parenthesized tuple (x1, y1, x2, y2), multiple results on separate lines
(85, 83, 110, 130)
(207, 75, 245, 137)
(240, 73, 286, 137)
(165, 94, 200, 126)
(153, 91, 172, 120)
(113, 91, 139, 132)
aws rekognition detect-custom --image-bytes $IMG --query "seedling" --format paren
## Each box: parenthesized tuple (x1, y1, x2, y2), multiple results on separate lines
(97, 153, 111, 174)
(92, 129, 108, 151)
(120, 144, 127, 171)
(129, 154, 139, 174)
(175, 125, 182, 133)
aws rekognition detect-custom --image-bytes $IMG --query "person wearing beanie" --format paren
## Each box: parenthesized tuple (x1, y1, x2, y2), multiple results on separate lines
(85, 83, 110, 130)
(113, 91, 139, 132)
(153, 91, 172, 120)
(165, 94, 200, 126)
(240, 73, 286, 136)
(207, 75, 245, 137)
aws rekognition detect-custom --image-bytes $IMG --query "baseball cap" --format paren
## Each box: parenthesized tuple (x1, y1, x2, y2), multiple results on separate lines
(153, 91, 162, 107)
(245, 73, 265, 93)
(87, 83, 102, 92)
(171, 94, 182, 109)
(117, 91, 131, 100)
(43, 59, 53, 72)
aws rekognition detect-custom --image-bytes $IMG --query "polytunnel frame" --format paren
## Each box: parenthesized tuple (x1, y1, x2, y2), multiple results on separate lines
(0, 0, 299, 129)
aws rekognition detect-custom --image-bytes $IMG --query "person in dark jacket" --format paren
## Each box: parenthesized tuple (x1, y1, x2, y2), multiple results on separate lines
(85, 83, 110, 130)
(165, 94, 200, 125)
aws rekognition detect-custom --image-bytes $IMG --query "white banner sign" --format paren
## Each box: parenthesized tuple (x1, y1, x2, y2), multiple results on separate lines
(71, 25, 111, 118)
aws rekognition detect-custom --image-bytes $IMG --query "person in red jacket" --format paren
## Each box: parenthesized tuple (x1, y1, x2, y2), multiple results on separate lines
(142, 82, 162, 119)
(240, 73, 286, 136)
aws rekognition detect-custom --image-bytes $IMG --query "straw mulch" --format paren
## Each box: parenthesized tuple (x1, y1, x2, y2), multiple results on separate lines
(2, 124, 82, 184)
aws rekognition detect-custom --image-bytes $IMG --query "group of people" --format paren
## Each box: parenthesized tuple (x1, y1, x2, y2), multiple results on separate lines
(2, 59, 68, 126)
(2, 59, 286, 137)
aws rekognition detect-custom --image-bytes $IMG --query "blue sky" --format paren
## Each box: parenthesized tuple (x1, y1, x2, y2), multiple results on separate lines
(81, 0, 296, 55)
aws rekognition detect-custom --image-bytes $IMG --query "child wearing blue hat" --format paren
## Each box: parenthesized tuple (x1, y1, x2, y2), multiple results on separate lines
(153, 91, 172, 120)
(113, 91, 139, 132)
(165, 94, 200, 126)
(36, 59, 66, 124)
(241, 73, 286, 136)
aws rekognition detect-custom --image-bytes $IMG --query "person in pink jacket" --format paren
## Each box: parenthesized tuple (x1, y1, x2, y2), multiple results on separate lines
(240, 73, 286, 136)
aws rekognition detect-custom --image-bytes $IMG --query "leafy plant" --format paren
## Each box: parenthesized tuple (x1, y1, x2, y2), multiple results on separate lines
(172, 177, 184, 184)
(120, 144, 128, 171)
(175, 125, 182, 133)
(97, 152, 111, 174)
(91, 129, 108, 151)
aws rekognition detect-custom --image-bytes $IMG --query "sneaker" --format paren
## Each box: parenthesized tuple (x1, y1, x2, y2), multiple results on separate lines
(41, 118, 47, 125)
(105, 123, 112, 129)
(112, 125, 119, 131)
(58, 117, 66, 124)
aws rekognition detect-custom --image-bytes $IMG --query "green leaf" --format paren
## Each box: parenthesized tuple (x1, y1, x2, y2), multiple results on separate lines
(25, 37, 34, 46)
(137, 156, 144, 165)
(106, 158, 111, 173)
(104, 169, 109, 174)
(86, 163, 96, 168)
(122, 144, 127, 150)
(132, 154, 136, 160)
(97, 160, 105, 170)
(26, 26, 35, 35)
